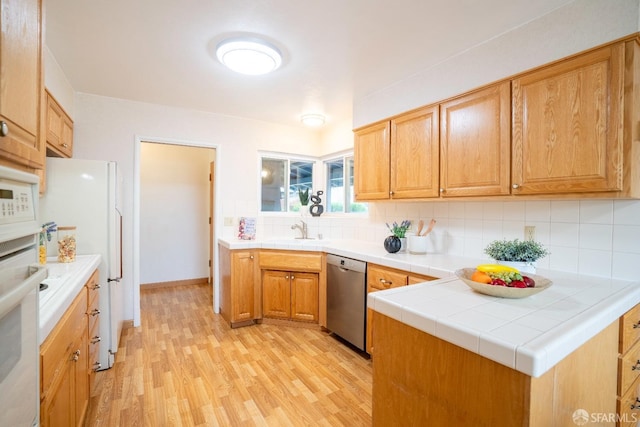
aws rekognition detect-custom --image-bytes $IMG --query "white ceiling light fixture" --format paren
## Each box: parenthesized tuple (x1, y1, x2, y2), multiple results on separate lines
(216, 37, 282, 75)
(301, 114, 325, 127)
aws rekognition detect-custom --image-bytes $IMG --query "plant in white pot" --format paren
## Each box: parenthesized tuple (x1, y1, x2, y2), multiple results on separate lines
(483, 239, 549, 274)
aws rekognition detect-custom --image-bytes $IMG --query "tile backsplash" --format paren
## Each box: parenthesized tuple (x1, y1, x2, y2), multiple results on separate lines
(222, 199, 640, 281)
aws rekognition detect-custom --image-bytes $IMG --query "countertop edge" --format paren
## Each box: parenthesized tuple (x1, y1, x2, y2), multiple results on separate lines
(39, 254, 102, 344)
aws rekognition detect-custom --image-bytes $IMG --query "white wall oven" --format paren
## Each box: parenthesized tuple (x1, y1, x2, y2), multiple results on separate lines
(0, 166, 46, 426)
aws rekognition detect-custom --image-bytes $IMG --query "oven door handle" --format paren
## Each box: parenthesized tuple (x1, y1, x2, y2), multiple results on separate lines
(0, 265, 47, 319)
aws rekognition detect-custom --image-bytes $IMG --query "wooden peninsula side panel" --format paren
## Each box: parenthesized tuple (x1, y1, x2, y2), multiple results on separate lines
(372, 313, 618, 427)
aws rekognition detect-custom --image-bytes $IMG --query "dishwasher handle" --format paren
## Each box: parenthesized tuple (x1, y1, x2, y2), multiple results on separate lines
(326, 254, 366, 274)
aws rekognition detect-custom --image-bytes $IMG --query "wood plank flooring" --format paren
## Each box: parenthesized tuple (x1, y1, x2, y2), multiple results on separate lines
(85, 284, 372, 426)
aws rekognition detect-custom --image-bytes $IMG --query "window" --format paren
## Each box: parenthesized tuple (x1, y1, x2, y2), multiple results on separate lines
(260, 157, 313, 212)
(325, 155, 367, 213)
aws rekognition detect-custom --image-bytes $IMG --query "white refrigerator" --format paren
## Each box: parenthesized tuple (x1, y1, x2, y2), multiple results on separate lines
(39, 157, 123, 369)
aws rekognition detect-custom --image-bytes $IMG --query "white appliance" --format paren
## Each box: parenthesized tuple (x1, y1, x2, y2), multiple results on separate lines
(39, 157, 123, 369)
(0, 165, 47, 426)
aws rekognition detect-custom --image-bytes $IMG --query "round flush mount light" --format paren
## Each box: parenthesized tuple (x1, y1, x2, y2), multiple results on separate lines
(216, 37, 282, 75)
(300, 114, 326, 127)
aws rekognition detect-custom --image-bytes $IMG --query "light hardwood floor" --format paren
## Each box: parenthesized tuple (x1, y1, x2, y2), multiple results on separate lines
(85, 283, 372, 426)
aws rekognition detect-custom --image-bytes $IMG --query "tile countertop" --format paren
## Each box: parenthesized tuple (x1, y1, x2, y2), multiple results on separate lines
(219, 237, 640, 377)
(39, 254, 101, 344)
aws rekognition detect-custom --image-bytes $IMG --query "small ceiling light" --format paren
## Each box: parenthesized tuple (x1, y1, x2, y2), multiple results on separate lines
(216, 37, 282, 75)
(301, 114, 325, 127)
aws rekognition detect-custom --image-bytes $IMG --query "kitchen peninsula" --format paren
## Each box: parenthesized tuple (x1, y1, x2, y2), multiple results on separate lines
(220, 237, 640, 426)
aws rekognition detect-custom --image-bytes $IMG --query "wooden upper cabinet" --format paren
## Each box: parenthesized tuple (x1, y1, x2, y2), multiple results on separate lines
(354, 121, 390, 201)
(512, 43, 624, 195)
(440, 81, 511, 197)
(0, 0, 45, 169)
(390, 105, 440, 199)
(45, 90, 74, 158)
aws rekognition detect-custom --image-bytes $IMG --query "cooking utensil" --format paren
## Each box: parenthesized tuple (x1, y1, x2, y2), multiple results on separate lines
(416, 219, 424, 236)
(422, 219, 436, 236)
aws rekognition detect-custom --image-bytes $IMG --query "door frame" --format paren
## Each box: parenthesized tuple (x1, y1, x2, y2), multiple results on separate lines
(133, 136, 221, 327)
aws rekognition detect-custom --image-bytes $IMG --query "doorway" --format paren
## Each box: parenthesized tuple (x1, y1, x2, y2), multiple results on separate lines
(134, 138, 218, 326)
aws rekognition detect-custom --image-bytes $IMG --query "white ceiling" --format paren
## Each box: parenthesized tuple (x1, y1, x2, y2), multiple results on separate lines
(45, 0, 573, 130)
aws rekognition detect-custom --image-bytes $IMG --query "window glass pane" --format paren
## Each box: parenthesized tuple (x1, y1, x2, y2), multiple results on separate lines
(326, 159, 344, 212)
(261, 158, 286, 211)
(289, 161, 313, 212)
(347, 157, 367, 213)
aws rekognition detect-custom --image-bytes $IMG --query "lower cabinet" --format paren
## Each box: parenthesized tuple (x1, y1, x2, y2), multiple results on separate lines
(617, 304, 640, 427)
(262, 270, 319, 323)
(366, 264, 435, 355)
(40, 269, 100, 427)
(219, 245, 260, 327)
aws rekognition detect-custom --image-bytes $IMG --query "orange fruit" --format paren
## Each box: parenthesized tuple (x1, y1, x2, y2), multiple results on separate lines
(471, 270, 492, 284)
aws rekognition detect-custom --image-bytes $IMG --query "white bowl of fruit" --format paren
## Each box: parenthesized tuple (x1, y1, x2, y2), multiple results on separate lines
(455, 264, 552, 299)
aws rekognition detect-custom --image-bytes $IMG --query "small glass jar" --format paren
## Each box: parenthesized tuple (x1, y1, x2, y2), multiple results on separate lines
(57, 226, 77, 263)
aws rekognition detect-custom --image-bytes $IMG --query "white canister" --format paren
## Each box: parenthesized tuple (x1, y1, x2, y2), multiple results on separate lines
(408, 235, 428, 254)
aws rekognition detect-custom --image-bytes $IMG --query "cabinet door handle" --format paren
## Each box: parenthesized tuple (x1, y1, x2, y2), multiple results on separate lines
(512, 184, 520, 189)
(633, 321, 640, 329)
(389, 191, 394, 196)
(631, 397, 640, 410)
(90, 308, 101, 316)
(291, 275, 295, 280)
(439, 188, 444, 193)
(92, 283, 101, 290)
(250, 255, 254, 259)
(93, 362, 102, 371)
(379, 278, 392, 288)
(72, 349, 80, 361)
(91, 336, 101, 344)
(0, 121, 8, 137)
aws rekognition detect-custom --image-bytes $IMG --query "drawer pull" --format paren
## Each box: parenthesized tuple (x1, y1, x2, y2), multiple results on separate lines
(93, 362, 102, 371)
(91, 336, 101, 344)
(0, 121, 8, 137)
(90, 308, 101, 316)
(633, 321, 640, 329)
(379, 279, 392, 287)
(72, 349, 80, 362)
(92, 283, 101, 290)
(631, 398, 640, 410)
(632, 360, 640, 371)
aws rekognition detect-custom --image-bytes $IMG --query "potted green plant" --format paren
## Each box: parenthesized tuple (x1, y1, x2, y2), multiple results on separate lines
(384, 220, 411, 253)
(484, 239, 550, 273)
(298, 188, 310, 206)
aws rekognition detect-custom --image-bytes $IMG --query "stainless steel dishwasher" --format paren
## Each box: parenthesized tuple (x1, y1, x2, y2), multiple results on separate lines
(326, 254, 367, 351)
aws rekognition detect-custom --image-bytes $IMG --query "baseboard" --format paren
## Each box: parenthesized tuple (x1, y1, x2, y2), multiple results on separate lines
(141, 277, 209, 290)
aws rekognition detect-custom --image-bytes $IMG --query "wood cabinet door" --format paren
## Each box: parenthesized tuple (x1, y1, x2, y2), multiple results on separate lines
(41, 361, 74, 427)
(390, 105, 440, 199)
(0, 0, 45, 169)
(232, 251, 256, 321)
(354, 121, 391, 201)
(262, 270, 291, 319)
(440, 81, 511, 197)
(366, 265, 408, 354)
(45, 90, 73, 157)
(512, 43, 624, 195)
(290, 272, 318, 323)
(74, 332, 89, 426)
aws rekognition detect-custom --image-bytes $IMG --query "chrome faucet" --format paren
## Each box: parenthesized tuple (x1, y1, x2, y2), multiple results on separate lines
(291, 220, 308, 239)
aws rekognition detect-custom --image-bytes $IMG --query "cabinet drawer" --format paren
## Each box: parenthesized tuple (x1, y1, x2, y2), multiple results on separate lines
(620, 305, 640, 354)
(87, 289, 100, 333)
(40, 290, 87, 396)
(85, 270, 100, 306)
(259, 251, 322, 272)
(367, 265, 407, 291)
(619, 339, 640, 397)
(618, 374, 640, 427)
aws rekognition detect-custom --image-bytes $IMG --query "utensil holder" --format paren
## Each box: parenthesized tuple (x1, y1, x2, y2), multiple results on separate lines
(408, 235, 428, 254)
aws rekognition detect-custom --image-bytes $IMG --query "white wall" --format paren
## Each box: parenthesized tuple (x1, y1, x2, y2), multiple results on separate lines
(71, 93, 322, 324)
(140, 143, 214, 284)
(353, 0, 640, 127)
(49, 0, 640, 324)
(43, 46, 75, 116)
